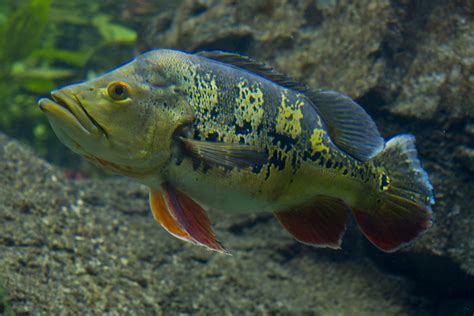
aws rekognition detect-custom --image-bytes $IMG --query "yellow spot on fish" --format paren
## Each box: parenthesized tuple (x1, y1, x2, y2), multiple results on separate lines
(310, 128, 329, 154)
(275, 94, 304, 139)
(181, 61, 222, 140)
(188, 72, 219, 115)
(234, 80, 264, 131)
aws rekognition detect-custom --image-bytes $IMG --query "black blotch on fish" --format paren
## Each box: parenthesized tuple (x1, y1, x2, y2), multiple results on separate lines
(380, 174, 389, 191)
(325, 159, 333, 169)
(268, 131, 297, 150)
(318, 156, 326, 167)
(234, 120, 253, 136)
(269, 150, 286, 171)
(205, 132, 220, 142)
(210, 107, 219, 119)
(291, 152, 298, 170)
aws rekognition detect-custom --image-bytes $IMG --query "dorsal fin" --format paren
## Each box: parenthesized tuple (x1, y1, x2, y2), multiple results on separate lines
(306, 90, 385, 161)
(197, 51, 384, 161)
(197, 51, 306, 91)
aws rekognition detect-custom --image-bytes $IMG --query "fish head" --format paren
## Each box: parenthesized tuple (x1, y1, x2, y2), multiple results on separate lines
(38, 51, 194, 177)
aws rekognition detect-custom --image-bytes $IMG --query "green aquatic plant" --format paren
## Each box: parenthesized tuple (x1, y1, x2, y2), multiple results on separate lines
(0, 0, 138, 169)
(0, 0, 137, 94)
(0, 0, 50, 72)
(0, 0, 51, 97)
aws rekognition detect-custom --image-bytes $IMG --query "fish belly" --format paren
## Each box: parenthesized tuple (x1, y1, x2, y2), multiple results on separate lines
(166, 159, 274, 214)
(165, 155, 374, 215)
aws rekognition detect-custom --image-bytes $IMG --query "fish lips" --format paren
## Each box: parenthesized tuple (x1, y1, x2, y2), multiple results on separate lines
(38, 89, 102, 138)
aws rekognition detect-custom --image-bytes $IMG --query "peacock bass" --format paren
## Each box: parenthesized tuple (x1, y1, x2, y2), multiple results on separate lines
(38, 49, 434, 253)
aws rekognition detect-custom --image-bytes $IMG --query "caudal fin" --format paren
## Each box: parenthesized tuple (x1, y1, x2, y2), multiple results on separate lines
(352, 134, 434, 252)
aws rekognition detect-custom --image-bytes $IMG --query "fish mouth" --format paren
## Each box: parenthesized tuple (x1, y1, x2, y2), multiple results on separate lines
(38, 89, 102, 136)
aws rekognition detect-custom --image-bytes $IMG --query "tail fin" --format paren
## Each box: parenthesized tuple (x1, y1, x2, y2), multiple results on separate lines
(352, 134, 434, 252)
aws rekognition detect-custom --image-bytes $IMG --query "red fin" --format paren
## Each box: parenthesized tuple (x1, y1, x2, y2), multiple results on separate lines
(352, 197, 432, 252)
(150, 184, 227, 254)
(274, 196, 349, 249)
(149, 190, 191, 241)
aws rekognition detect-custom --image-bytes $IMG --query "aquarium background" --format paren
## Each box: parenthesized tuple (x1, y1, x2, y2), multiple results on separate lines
(0, 0, 180, 173)
(0, 0, 473, 315)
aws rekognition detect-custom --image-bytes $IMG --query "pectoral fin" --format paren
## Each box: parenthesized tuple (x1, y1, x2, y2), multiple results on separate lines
(274, 195, 349, 249)
(149, 188, 192, 241)
(149, 183, 227, 253)
(179, 137, 267, 169)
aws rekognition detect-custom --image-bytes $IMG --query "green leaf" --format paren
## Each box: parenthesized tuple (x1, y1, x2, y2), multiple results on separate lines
(92, 15, 137, 44)
(0, 12, 6, 28)
(11, 63, 76, 80)
(0, 0, 51, 65)
(30, 48, 94, 67)
(23, 79, 57, 94)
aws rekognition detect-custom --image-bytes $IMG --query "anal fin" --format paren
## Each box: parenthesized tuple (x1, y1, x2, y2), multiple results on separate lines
(274, 196, 349, 249)
(149, 183, 227, 253)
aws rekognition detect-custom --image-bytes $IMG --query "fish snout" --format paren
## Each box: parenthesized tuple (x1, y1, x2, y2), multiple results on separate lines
(39, 87, 102, 137)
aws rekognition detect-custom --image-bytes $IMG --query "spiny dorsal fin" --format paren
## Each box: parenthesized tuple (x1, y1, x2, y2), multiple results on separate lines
(197, 51, 306, 91)
(179, 136, 268, 169)
(306, 90, 385, 161)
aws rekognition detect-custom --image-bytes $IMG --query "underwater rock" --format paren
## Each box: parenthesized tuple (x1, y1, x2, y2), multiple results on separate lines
(143, 0, 473, 122)
(142, 0, 392, 99)
(386, 1, 474, 121)
(0, 132, 455, 314)
(455, 146, 474, 173)
(0, 283, 9, 315)
(142, 0, 474, 300)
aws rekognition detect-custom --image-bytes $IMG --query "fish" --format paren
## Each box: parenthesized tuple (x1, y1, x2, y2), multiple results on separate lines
(38, 49, 434, 254)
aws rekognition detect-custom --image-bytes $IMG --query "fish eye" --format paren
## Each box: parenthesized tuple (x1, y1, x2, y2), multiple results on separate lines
(107, 81, 130, 101)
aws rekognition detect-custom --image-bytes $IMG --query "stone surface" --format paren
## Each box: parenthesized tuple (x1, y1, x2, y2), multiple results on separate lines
(142, 0, 473, 122)
(455, 146, 474, 173)
(141, 0, 474, 297)
(142, 0, 392, 99)
(385, 1, 474, 121)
